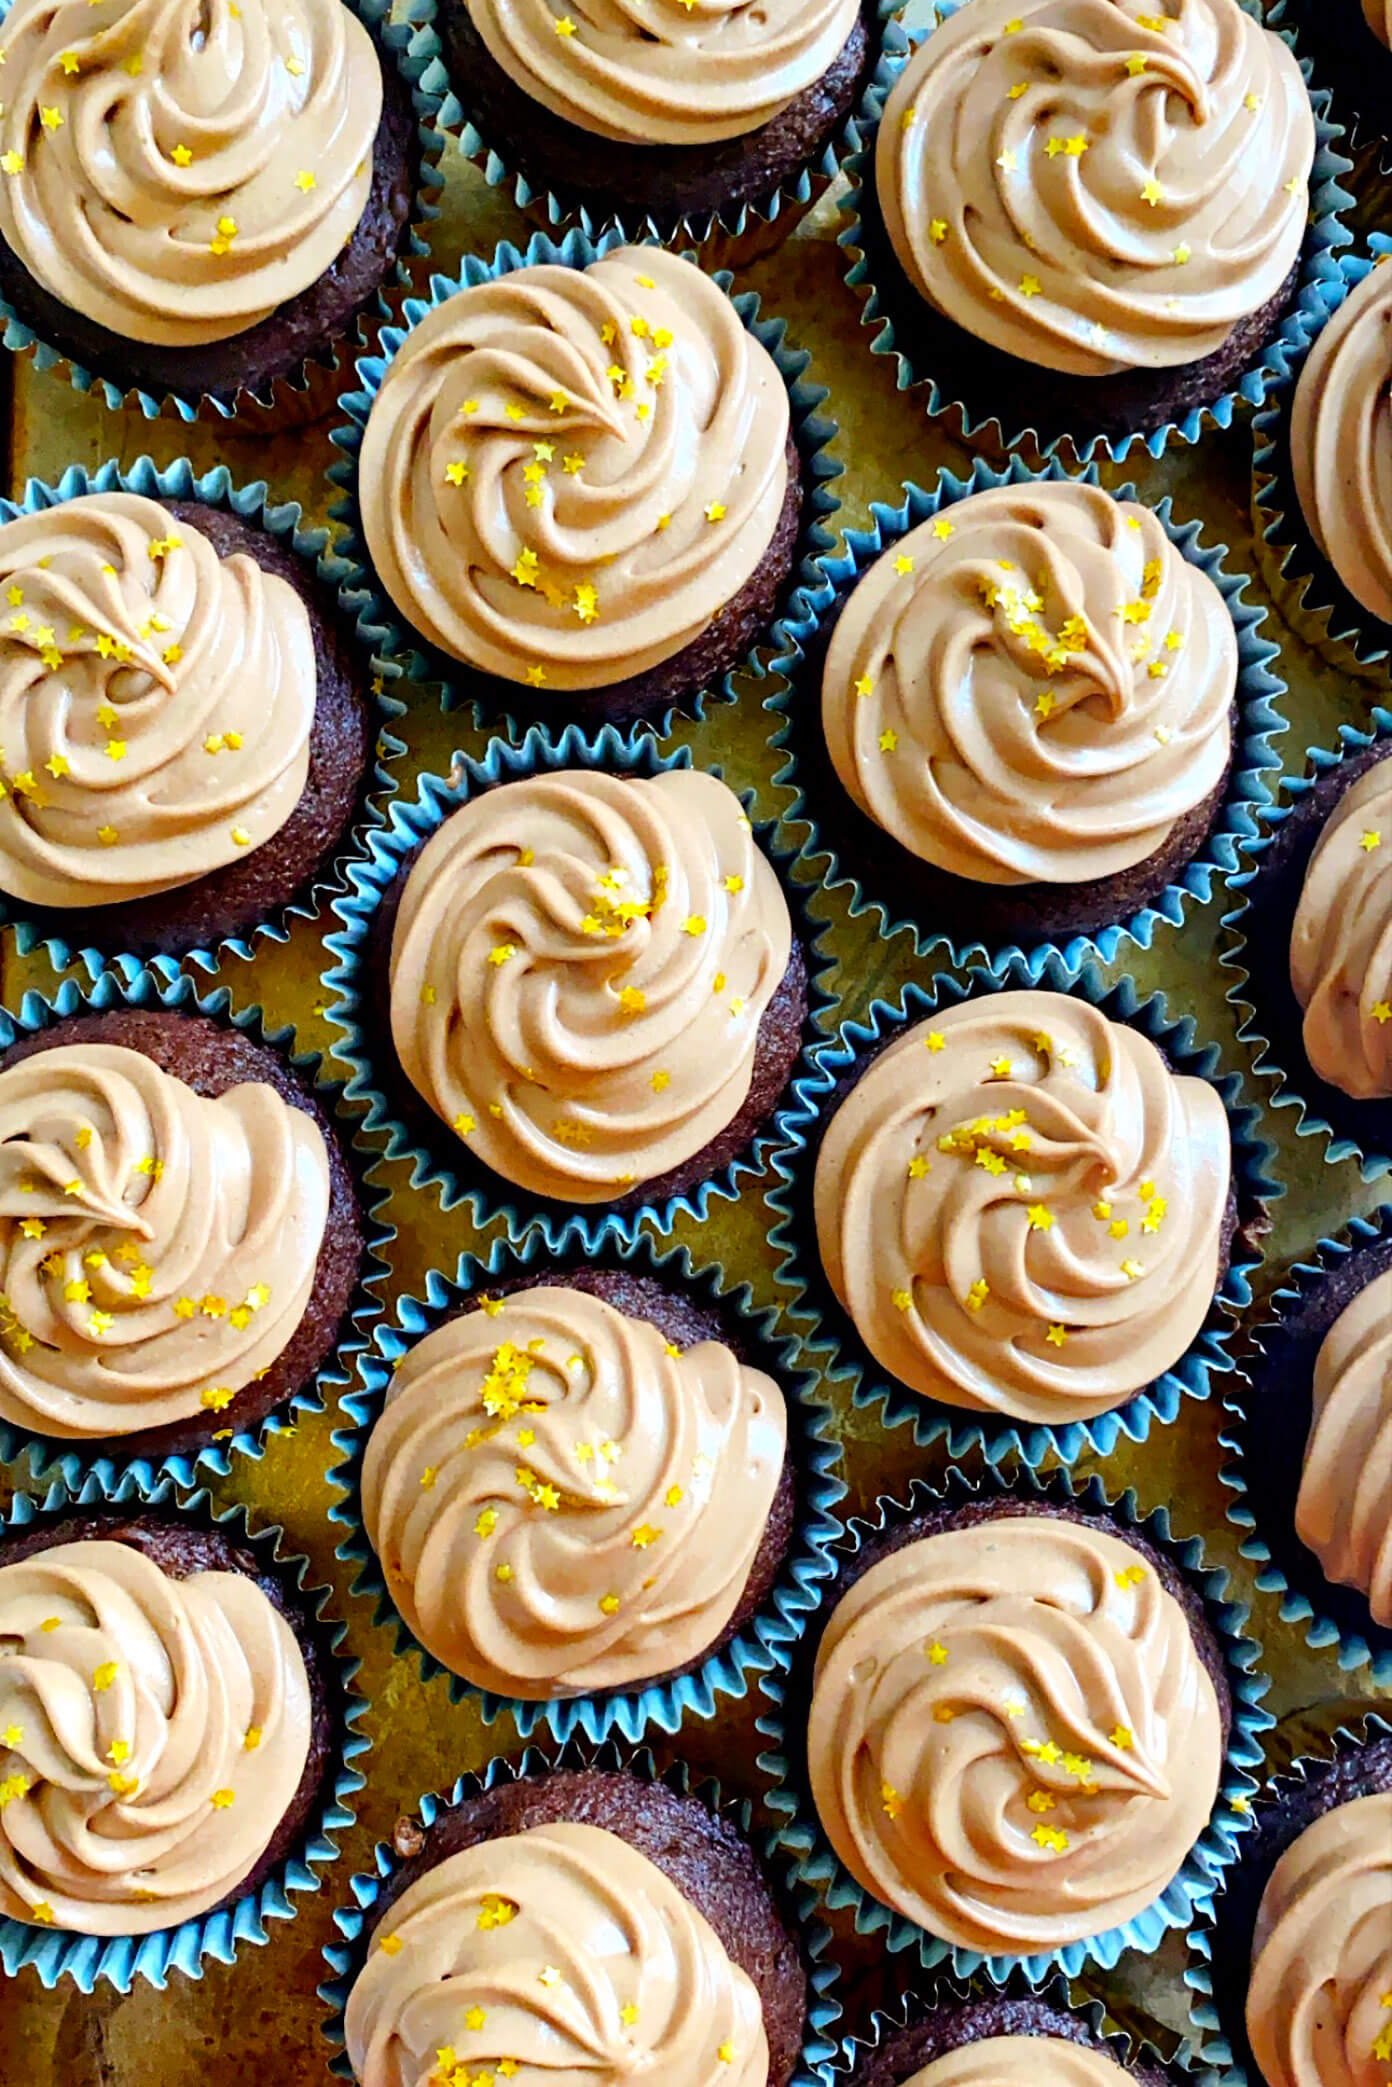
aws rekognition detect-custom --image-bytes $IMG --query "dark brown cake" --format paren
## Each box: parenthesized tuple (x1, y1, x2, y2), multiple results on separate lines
(0, 1008, 366, 1463)
(10, 500, 374, 964)
(0, 1507, 338, 1917)
(368, 1767, 810, 2087)
(847, 1995, 1181, 2087)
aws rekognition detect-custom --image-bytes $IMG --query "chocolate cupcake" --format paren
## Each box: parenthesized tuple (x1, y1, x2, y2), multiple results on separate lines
(0, 490, 374, 965)
(835, 1987, 1187, 2087)
(0, 1503, 337, 1937)
(0, 0, 424, 415)
(861, 0, 1316, 453)
(340, 1765, 811, 2086)
(351, 244, 806, 727)
(0, 1006, 366, 1471)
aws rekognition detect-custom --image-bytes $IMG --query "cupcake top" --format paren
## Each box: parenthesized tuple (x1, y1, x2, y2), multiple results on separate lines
(345, 1820, 768, 2084)
(462, 0, 861, 146)
(0, 0, 382, 348)
(1290, 260, 1392, 626)
(894, 2039, 1136, 2087)
(812, 992, 1231, 1426)
(807, 1514, 1224, 1952)
(0, 1534, 311, 1933)
(357, 247, 791, 691)
(360, 1283, 787, 1698)
(389, 768, 794, 1202)
(1246, 1788, 1392, 2087)
(0, 1041, 330, 1439)
(1295, 1266, 1392, 1627)
(821, 482, 1236, 885)
(0, 494, 316, 911)
(876, 0, 1314, 377)
(1364, 0, 1392, 47)
(1289, 758, 1392, 1103)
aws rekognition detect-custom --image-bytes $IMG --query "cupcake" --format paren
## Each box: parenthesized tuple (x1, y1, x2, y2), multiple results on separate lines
(437, 0, 874, 243)
(0, 1502, 337, 1939)
(864, 0, 1317, 452)
(0, 1006, 365, 1472)
(367, 763, 809, 1219)
(339, 1766, 812, 2085)
(835, 1988, 1189, 2087)
(810, 478, 1241, 949)
(352, 245, 805, 725)
(0, 0, 423, 414)
(0, 490, 374, 965)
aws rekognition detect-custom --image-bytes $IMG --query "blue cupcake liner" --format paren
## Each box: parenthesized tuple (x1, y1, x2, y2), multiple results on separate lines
(0, 1467, 369, 1992)
(1219, 704, 1392, 1182)
(1219, 1202, 1392, 1690)
(1183, 1707, 1392, 2087)
(321, 720, 838, 1251)
(0, 966, 393, 1493)
(327, 221, 842, 740)
(328, 1225, 846, 1745)
(764, 453, 1286, 978)
(762, 949, 1281, 1472)
(0, 0, 447, 423)
(318, 1738, 844, 2082)
(756, 1461, 1273, 1992)
(0, 454, 406, 984)
(836, 1, 1353, 466)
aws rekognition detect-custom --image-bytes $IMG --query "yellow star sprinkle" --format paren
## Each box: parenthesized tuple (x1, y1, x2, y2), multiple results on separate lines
(39, 105, 62, 129)
(1360, 828, 1382, 851)
(171, 142, 193, 165)
(631, 1524, 661, 1549)
(489, 942, 517, 965)
(704, 501, 726, 523)
(853, 673, 874, 698)
(92, 1662, 119, 1693)
(0, 152, 23, 176)
(1373, 1001, 1392, 1024)
(1026, 1203, 1054, 1231)
(1124, 52, 1147, 72)
(554, 12, 577, 28)
(1141, 177, 1163, 206)
(379, 1934, 403, 1956)
(894, 554, 915, 576)
(294, 168, 316, 190)
(879, 727, 898, 753)
(926, 1030, 945, 1051)
(1111, 1725, 1134, 1750)
(524, 664, 547, 686)
(444, 461, 469, 487)
(966, 1278, 990, 1311)
(60, 49, 80, 71)
(927, 1640, 948, 1665)
(1031, 1823, 1069, 1852)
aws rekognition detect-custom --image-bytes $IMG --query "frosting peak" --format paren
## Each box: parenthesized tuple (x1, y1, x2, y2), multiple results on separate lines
(1289, 760, 1392, 1102)
(1295, 1266, 1392, 1627)
(898, 2037, 1138, 2087)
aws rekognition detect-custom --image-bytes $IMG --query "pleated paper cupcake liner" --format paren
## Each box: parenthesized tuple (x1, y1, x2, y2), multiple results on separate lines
(328, 1224, 846, 1745)
(327, 221, 842, 740)
(0, 967, 393, 1492)
(321, 721, 838, 1251)
(0, 455, 405, 983)
(757, 1463, 1273, 1991)
(0, 1468, 368, 1992)
(762, 950, 1280, 1471)
(317, 1738, 844, 2083)
(1219, 704, 1392, 1182)
(765, 454, 1285, 978)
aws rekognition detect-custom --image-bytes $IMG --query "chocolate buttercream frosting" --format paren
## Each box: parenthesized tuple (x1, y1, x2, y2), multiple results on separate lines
(898, 2039, 1137, 2087)
(807, 1515, 1223, 1952)
(876, 0, 1314, 377)
(0, 1536, 311, 1932)
(813, 993, 1231, 1424)
(360, 1284, 786, 1697)
(1295, 1267, 1392, 1627)
(822, 482, 1236, 883)
(1290, 259, 1392, 626)
(1289, 761, 1392, 1102)
(357, 247, 791, 691)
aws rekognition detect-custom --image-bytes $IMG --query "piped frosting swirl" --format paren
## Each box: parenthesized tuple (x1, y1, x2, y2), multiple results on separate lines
(0, 0, 382, 347)
(0, 1535, 311, 1933)
(822, 482, 1236, 884)
(358, 247, 791, 691)
(1290, 258, 1392, 626)
(897, 2038, 1140, 2087)
(813, 992, 1231, 1425)
(0, 1041, 331, 1438)
(1295, 1266, 1392, 1628)
(876, 0, 1314, 377)
(344, 1821, 768, 2087)
(1289, 759, 1392, 1102)
(0, 494, 316, 909)
(807, 1515, 1224, 1952)
(389, 768, 794, 1202)
(360, 1284, 787, 1698)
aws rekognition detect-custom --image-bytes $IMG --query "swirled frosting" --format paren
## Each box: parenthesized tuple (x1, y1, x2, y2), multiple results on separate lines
(358, 247, 791, 691)
(0, 1535, 311, 1933)
(1289, 761, 1392, 1102)
(807, 1515, 1223, 1952)
(345, 1820, 768, 2087)
(898, 2038, 1137, 2087)
(0, 1042, 330, 1438)
(360, 1285, 787, 1697)
(877, 0, 1314, 377)
(1246, 1790, 1392, 2087)
(1291, 261, 1392, 626)
(0, 0, 382, 347)
(462, 0, 860, 145)
(389, 768, 793, 1202)
(1363, 0, 1392, 48)
(1295, 1267, 1392, 1627)
(813, 992, 1231, 1425)
(822, 483, 1237, 884)
(0, 494, 315, 909)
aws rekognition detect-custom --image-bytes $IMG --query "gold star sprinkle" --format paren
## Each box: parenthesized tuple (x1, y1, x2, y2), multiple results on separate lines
(705, 501, 726, 523)
(1141, 177, 1163, 206)
(39, 105, 62, 129)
